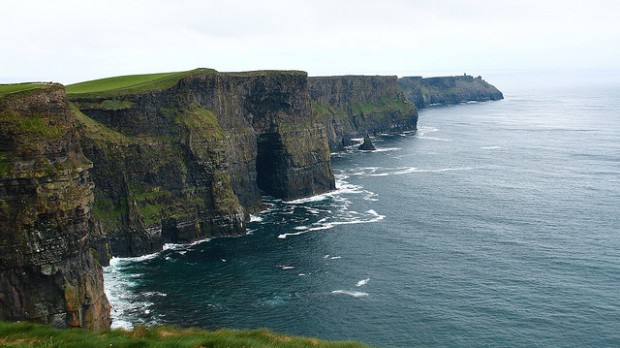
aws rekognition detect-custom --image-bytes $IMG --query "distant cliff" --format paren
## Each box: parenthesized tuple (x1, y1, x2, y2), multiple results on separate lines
(0, 84, 110, 329)
(68, 69, 335, 260)
(309, 76, 418, 151)
(398, 75, 503, 108)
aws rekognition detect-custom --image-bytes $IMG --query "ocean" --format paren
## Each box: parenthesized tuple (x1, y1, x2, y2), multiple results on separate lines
(104, 70, 620, 347)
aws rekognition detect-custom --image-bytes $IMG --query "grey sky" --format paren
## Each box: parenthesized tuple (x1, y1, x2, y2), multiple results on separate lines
(2, 0, 619, 84)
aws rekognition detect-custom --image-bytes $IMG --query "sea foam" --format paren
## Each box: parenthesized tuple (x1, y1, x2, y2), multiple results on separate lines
(356, 278, 370, 287)
(331, 290, 369, 297)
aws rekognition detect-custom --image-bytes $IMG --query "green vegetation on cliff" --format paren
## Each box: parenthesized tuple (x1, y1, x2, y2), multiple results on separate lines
(0, 321, 371, 348)
(0, 112, 67, 139)
(66, 68, 215, 97)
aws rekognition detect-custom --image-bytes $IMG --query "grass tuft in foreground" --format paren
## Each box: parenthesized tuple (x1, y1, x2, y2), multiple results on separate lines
(0, 321, 372, 348)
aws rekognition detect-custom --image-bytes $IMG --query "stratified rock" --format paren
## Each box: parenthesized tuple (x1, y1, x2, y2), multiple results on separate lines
(398, 74, 504, 108)
(309, 76, 418, 151)
(68, 70, 335, 260)
(358, 135, 376, 151)
(0, 83, 110, 329)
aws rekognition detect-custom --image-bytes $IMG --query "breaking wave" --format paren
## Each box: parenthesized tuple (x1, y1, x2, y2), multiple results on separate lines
(331, 290, 369, 297)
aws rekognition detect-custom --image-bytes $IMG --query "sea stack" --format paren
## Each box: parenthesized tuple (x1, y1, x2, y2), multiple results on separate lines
(358, 135, 376, 151)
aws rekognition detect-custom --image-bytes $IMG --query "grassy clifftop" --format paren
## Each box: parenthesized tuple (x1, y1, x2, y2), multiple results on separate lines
(0, 83, 49, 95)
(66, 68, 216, 98)
(0, 321, 371, 348)
(66, 68, 308, 99)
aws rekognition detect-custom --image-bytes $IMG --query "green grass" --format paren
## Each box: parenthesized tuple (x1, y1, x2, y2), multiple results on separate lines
(66, 68, 215, 97)
(0, 321, 372, 348)
(0, 83, 46, 95)
(350, 97, 412, 117)
(0, 113, 67, 139)
(69, 102, 130, 143)
(99, 99, 134, 110)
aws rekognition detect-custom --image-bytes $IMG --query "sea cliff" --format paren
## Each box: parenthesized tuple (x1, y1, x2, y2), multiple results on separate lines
(0, 83, 110, 329)
(398, 74, 503, 108)
(309, 76, 418, 150)
(68, 69, 336, 260)
(0, 69, 503, 331)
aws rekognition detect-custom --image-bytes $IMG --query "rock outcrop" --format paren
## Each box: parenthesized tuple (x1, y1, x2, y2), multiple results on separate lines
(358, 135, 376, 151)
(0, 84, 110, 329)
(309, 76, 418, 151)
(398, 74, 503, 108)
(68, 70, 335, 260)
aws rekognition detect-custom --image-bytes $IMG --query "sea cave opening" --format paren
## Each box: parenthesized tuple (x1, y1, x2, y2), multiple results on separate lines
(256, 132, 288, 199)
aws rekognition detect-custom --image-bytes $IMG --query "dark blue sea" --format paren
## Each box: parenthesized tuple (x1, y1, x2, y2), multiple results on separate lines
(104, 71, 620, 347)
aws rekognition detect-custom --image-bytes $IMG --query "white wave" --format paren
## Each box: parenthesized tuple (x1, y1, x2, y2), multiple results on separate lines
(373, 147, 402, 152)
(331, 290, 369, 297)
(330, 256, 342, 260)
(324, 255, 330, 259)
(108, 251, 160, 266)
(293, 226, 309, 230)
(416, 126, 439, 136)
(143, 291, 167, 297)
(104, 264, 155, 330)
(481, 146, 502, 150)
(111, 319, 134, 330)
(162, 237, 212, 252)
(305, 207, 321, 215)
(347, 167, 381, 176)
(278, 231, 306, 239)
(250, 214, 263, 222)
(284, 177, 367, 204)
(393, 167, 419, 175)
(356, 278, 370, 287)
(279, 208, 384, 240)
(347, 166, 475, 177)
(279, 265, 295, 270)
(363, 191, 379, 201)
(307, 209, 385, 232)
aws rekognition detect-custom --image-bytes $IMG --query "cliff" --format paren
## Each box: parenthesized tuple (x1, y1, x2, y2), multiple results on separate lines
(67, 69, 335, 260)
(309, 76, 418, 151)
(0, 83, 110, 328)
(398, 74, 503, 108)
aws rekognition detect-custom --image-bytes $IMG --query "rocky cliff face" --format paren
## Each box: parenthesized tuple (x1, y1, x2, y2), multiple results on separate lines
(398, 75, 503, 108)
(0, 84, 110, 329)
(309, 76, 418, 150)
(69, 70, 335, 260)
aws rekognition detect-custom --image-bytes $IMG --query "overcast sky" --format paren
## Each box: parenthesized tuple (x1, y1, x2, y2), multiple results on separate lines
(1, 0, 619, 84)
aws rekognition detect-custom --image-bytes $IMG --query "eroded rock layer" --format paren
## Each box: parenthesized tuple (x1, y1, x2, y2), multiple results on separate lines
(0, 84, 110, 329)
